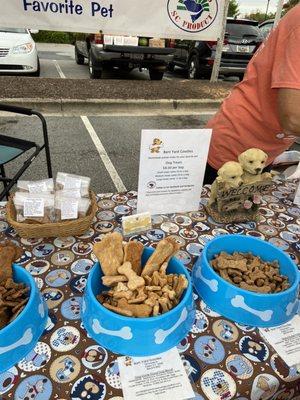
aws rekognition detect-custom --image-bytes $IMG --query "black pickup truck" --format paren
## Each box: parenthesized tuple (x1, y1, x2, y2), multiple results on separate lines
(75, 33, 175, 80)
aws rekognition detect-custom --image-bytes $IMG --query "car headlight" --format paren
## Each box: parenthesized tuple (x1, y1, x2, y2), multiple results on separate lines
(12, 43, 34, 54)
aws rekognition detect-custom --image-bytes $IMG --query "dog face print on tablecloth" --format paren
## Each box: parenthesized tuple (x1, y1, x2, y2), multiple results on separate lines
(33, 244, 55, 257)
(53, 236, 76, 248)
(105, 361, 122, 389)
(50, 355, 81, 383)
(201, 369, 236, 400)
(251, 374, 279, 400)
(71, 259, 93, 275)
(14, 375, 52, 400)
(42, 288, 64, 308)
(191, 310, 209, 334)
(81, 345, 108, 370)
(270, 353, 300, 382)
(25, 260, 50, 276)
(0, 367, 18, 395)
(177, 336, 191, 353)
(70, 275, 88, 294)
(194, 336, 225, 364)
(18, 342, 51, 372)
(239, 336, 269, 362)
(61, 297, 82, 320)
(45, 269, 71, 287)
(226, 354, 253, 380)
(212, 320, 239, 343)
(71, 375, 106, 400)
(50, 327, 80, 352)
(51, 250, 75, 266)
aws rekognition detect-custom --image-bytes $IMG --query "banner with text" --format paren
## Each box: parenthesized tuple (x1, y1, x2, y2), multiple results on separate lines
(0, 0, 224, 40)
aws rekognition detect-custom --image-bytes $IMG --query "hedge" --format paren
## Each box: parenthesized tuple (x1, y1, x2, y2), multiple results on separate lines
(32, 31, 86, 44)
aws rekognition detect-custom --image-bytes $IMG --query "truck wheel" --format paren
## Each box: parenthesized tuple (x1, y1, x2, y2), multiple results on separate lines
(89, 51, 102, 79)
(188, 55, 200, 79)
(149, 68, 164, 80)
(75, 47, 85, 65)
(167, 63, 175, 72)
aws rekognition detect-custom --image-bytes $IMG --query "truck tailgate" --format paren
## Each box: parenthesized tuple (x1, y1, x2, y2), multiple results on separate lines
(103, 45, 175, 55)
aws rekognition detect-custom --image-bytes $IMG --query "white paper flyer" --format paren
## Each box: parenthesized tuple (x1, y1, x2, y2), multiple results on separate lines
(137, 129, 212, 215)
(118, 348, 194, 400)
(259, 314, 300, 368)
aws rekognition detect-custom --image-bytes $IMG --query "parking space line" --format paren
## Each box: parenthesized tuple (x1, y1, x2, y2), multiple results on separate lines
(53, 60, 66, 79)
(81, 116, 127, 192)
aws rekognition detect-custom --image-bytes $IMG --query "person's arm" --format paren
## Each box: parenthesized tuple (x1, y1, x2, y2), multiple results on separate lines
(278, 88, 300, 137)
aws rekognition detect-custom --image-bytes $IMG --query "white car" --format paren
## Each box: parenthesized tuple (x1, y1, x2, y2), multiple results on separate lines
(0, 27, 40, 76)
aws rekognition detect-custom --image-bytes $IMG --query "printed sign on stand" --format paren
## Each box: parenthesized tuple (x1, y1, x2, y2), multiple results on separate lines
(137, 129, 212, 215)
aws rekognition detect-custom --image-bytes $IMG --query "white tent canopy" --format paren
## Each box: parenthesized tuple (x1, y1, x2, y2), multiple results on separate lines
(0, 0, 225, 41)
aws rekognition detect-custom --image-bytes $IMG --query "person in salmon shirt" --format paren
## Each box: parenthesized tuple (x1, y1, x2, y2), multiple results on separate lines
(204, 5, 300, 184)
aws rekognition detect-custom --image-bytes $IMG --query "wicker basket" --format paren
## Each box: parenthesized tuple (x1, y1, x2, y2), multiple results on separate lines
(6, 192, 98, 239)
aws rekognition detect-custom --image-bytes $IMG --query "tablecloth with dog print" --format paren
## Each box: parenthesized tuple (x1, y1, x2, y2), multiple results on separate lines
(0, 181, 299, 400)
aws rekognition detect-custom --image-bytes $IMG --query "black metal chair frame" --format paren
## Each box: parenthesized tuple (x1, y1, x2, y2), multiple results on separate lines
(0, 103, 53, 201)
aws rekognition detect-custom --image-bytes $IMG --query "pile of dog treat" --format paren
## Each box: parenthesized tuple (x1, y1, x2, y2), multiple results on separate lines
(93, 233, 189, 318)
(211, 252, 290, 294)
(0, 243, 29, 329)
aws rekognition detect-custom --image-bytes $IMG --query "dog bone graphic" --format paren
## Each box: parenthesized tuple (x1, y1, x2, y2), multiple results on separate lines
(154, 307, 188, 345)
(231, 295, 273, 322)
(0, 328, 33, 355)
(38, 301, 46, 318)
(92, 319, 133, 340)
(286, 298, 299, 316)
(195, 265, 218, 292)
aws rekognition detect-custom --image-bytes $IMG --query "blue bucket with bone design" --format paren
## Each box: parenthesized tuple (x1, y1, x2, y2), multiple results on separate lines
(82, 247, 195, 356)
(192, 235, 299, 328)
(0, 264, 48, 373)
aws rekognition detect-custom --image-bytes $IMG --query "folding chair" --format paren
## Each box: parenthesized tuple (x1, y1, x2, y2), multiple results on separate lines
(0, 103, 52, 201)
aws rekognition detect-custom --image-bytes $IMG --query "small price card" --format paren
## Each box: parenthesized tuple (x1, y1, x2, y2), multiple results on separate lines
(61, 200, 79, 220)
(28, 182, 48, 193)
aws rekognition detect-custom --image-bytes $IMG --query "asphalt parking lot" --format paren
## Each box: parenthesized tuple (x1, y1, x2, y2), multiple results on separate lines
(1, 114, 213, 194)
(37, 43, 187, 81)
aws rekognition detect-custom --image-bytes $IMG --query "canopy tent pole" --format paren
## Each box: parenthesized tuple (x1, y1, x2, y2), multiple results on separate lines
(210, 0, 230, 83)
(274, 0, 285, 27)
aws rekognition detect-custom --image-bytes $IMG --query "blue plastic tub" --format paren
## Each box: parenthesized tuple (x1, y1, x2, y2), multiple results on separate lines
(192, 235, 299, 327)
(82, 247, 195, 356)
(0, 264, 48, 373)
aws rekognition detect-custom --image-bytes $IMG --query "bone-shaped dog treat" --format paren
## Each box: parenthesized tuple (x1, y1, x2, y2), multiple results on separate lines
(141, 240, 174, 277)
(174, 275, 189, 299)
(103, 302, 134, 317)
(195, 266, 219, 293)
(0, 328, 33, 355)
(93, 232, 124, 276)
(92, 318, 133, 340)
(123, 241, 144, 275)
(118, 298, 152, 318)
(231, 295, 273, 321)
(102, 275, 128, 287)
(154, 307, 188, 344)
(118, 262, 145, 291)
(128, 287, 147, 304)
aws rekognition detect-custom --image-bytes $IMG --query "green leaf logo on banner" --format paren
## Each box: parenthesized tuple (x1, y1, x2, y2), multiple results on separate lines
(177, 0, 210, 22)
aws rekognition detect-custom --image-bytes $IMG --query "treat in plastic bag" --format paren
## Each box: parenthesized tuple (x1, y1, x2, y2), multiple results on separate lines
(55, 195, 91, 221)
(13, 192, 55, 224)
(17, 179, 54, 194)
(56, 172, 91, 198)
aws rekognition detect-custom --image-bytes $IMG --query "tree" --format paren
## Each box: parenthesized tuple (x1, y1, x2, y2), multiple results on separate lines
(228, 0, 240, 18)
(244, 10, 275, 23)
(283, 0, 299, 13)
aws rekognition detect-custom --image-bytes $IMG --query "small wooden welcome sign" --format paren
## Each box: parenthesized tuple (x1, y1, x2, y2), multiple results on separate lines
(206, 180, 274, 223)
